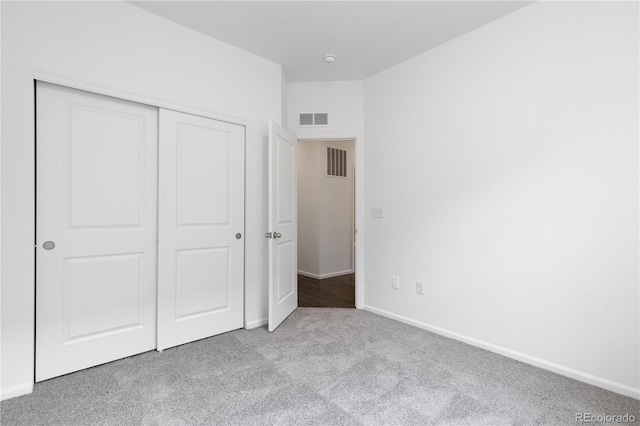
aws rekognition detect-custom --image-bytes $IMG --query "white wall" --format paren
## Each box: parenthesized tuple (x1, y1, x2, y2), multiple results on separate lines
(1, 1, 282, 399)
(298, 140, 355, 278)
(364, 1, 639, 398)
(287, 81, 363, 139)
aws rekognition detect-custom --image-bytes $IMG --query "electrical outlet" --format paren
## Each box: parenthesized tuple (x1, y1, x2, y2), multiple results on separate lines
(416, 281, 425, 295)
(371, 207, 384, 218)
(392, 276, 400, 289)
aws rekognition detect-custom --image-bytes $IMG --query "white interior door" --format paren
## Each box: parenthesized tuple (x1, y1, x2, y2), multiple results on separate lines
(268, 120, 298, 332)
(157, 109, 245, 351)
(35, 81, 158, 382)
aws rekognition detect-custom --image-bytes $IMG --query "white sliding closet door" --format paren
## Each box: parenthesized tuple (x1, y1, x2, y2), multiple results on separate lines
(36, 82, 158, 382)
(157, 109, 245, 351)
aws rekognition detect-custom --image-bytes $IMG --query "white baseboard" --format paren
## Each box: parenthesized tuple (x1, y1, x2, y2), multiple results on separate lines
(298, 270, 321, 279)
(1, 383, 33, 401)
(245, 317, 268, 329)
(362, 305, 640, 400)
(298, 269, 354, 280)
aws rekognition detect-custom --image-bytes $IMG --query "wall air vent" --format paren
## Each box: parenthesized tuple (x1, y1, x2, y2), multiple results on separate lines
(327, 147, 347, 178)
(299, 112, 329, 127)
(314, 113, 329, 126)
(299, 113, 314, 126)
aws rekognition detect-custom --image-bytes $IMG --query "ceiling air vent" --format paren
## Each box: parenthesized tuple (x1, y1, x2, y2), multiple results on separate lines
(298, 112, 329, 127)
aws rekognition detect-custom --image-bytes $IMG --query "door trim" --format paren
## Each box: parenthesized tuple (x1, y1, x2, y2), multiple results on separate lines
(298, 135, 364, 309)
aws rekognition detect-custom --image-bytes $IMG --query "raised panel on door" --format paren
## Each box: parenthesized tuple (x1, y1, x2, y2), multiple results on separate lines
(268, 120, 298, 332)
(68, 107, 144, 228)
(175, 247, 231, 319)
(158, 109, 245, 351)
(277, 134, 295, 226)
(63, 253, 145, 343)
(177, 122, 231, 226)
(36, 81, 158, 382)
(276, 241, 295, 304)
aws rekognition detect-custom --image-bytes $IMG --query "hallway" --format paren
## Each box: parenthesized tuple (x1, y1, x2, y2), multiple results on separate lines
(298, 274, 355, 308)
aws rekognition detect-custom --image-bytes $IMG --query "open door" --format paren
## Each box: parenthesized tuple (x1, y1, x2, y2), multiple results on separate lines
(267, 120, 298, 332)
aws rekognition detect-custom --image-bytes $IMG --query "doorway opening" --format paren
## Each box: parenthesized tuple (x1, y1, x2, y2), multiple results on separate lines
(296, 139, 356, 308)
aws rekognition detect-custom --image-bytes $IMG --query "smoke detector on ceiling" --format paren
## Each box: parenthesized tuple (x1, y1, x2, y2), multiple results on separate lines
(323, 54, 337, 64)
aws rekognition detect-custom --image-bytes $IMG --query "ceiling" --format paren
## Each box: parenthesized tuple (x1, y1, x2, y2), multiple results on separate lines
(130, 1, 533, 82)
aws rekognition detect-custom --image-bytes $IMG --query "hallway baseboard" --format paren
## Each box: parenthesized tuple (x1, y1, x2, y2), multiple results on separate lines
(298, 270, 354, 280)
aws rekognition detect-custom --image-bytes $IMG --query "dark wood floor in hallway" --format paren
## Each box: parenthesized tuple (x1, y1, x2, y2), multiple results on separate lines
(298, 274, 355, 308)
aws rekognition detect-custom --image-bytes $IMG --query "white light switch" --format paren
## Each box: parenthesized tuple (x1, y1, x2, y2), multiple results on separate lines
(392, 276, 400, 289)
(371, 207, 384, 218)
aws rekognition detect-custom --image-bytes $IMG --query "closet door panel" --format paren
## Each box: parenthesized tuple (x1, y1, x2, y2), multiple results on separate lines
(35, 81, 158, 382)
(158, 109, 245, 350)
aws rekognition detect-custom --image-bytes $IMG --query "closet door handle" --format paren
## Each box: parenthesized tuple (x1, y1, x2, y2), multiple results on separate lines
(273, 232, 282, 239)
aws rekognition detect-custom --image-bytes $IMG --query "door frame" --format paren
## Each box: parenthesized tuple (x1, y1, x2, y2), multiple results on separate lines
(298, 136, 364, 309)
(32, 72, 249, 375)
